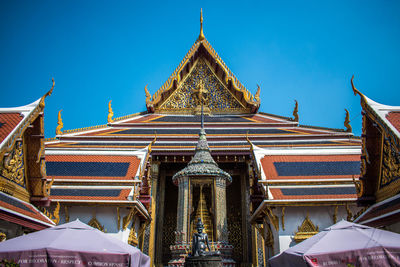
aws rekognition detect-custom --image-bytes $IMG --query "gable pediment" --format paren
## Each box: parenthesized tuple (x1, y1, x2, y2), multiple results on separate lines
(160, 57, 246, 114)
(145, 40, 260, 114)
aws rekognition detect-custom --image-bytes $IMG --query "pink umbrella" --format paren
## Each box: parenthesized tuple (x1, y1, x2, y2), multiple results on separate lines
(0, 219, 149, 267)
(269, 220, 400, 267)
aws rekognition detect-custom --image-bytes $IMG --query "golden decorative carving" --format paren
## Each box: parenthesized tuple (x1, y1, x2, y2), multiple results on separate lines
(264, 206, 279, 231)
(198, 8, 205, 41)
(344, 109, 352, 132)
(137, 221, 149, 242)
(1, 141, 25, 186)
(351, 75, 366, 102)
(294, 215, 319, 243)
(0, 177, 29, 202)
(128, 224, 139, 246)
(0, 232, 6, 242)
(292, 100, 299, 122)
(64, 206, 69, 222)
(360, 114, 370, 177)
(89, 214, 106, 232)
(265, 223, 274, 248)
(41, 202, 60, 225)
(145, 85, 152, 105)
(254, 85, 261, 103)
(352, 176, 363, 197)
(55, 110, 63, 135)
(281, 207, 285, 231)
(333, 205, 338, 224)
(107, 100, 114, 123)
(36, 142, 44, 164)
(42, 178, 54, 197)
(255, 224, 265, 239)
(380, 134, 400, 188)
(39, 78, 55, 109)
(39, 159, 47, 180)
(353, 206, 369, 221)
(345, 203, 353, 221)
(190, 185, 213, 241)
(161, 59, 244, 113)
(148, 133, 157, 154)
(117, 207, 121, 230)
(122, 208, 136, 230)
(192, 78, 209, 107)
(150, 38, 259, 113)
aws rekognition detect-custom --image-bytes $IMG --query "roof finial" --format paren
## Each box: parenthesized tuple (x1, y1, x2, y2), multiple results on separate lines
(56, 109, 63, 135)
(198, 8, 205, 41)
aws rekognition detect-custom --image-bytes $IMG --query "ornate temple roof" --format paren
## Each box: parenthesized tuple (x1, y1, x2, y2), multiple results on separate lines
(0, 82, 56, 230)
(351, 77, 400, 227)
(172, 127, 231, 184)
(0, 191, 55, 230)
(46, 113, 360, 152)
(144, 11, 260, 114)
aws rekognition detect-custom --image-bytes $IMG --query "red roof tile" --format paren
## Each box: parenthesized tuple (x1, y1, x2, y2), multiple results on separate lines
(45, 155, 140, 181)
(0, 113, 23, 143)
(269, 188, 357, 200)
(120, 114, 162, 123)
(386, 112, 400, 133)
(261, 155, 360, 180)
(0, 192, 54, 227)
(49, 188, 132, 201)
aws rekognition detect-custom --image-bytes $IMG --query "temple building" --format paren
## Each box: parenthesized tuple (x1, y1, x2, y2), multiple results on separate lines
(43, 11, 362, 266)
(351, 77, 400, 232)
(0, 81, 56, 240)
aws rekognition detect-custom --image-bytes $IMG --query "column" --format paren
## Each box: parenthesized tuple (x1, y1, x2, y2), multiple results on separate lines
(214, 177, 228, 242)
(176, 176, 190, 243)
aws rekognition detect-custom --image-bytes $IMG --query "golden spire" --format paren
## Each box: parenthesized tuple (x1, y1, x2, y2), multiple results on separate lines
(198, 8, 205, 41)
(108, 100, 114, 123)
(292, 100, 299, 122)
(351, 75, 366, 103)
(344, 108, 352, 133)
(254, 84, 261, 103)
(39, 78, 55, 109)
(55, 109, 63, 135)
(144, 84, 152, 105)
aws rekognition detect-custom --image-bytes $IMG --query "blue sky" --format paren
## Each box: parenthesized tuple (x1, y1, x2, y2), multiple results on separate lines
(1, 1, 399, 138)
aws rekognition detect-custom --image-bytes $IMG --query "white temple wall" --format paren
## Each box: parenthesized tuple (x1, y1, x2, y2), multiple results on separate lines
(273, 205, 359, 253)
(56, 204, 138, 243)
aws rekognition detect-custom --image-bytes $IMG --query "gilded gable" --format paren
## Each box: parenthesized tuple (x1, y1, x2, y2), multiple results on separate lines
(160, 58, 246, 114)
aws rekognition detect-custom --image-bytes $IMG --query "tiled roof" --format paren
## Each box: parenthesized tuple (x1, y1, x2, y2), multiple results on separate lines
(0, 192, 55, 228)
(45, 139, 359, 151)
(362, 95, 400, 138)
(0, 113, 23, 143)
(354, 194, 400, 226)
(108, 128, 295, 135)
(45, 155, 140, 181)
(260, 155, 361, 181)
(50, 188, 132, 201)
(120, 114, 161, 123)
(148, 115, 258, 123)
(269, 186, 357, 200)
(386, 112, 400, 133)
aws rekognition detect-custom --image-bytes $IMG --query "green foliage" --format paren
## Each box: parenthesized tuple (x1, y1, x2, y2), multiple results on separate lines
(0, 259, 19, 267)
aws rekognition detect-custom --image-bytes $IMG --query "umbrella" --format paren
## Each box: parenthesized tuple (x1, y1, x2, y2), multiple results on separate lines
(0, 219, 150, 267)
(268, 220, 400, 267)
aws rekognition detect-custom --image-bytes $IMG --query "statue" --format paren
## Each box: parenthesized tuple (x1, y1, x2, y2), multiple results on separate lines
(191, 218, 220, 257)
(192, 79, 209, 107)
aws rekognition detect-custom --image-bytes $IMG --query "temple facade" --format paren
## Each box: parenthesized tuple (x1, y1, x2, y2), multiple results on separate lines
(43, 12, 363, 266)
(351, 77, 400, 232)
(0, 81, 56, 240)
